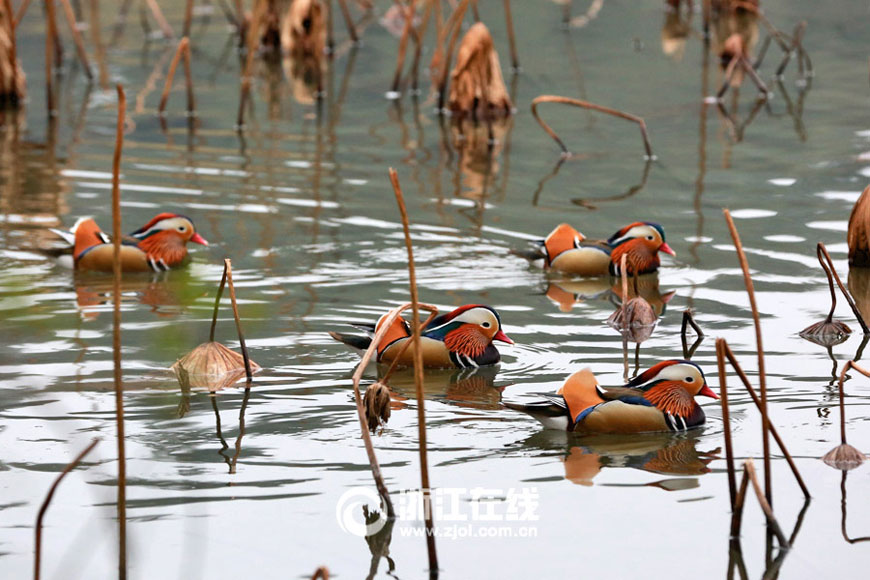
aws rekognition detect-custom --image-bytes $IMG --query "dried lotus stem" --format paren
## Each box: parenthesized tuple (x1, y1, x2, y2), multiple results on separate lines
(531, 95, 653, 159)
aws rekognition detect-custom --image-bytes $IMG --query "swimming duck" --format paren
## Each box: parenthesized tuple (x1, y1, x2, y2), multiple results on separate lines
(505, 360, 716, 434)
(51, 213, 208, 272)
(329, 304, 514, 369)
(518, 222, 675, 276)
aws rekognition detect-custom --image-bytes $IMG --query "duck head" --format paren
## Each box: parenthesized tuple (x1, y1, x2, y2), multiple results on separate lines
(543, 223, 586, 265)
(626, 360, 717, 416)
(607, 222, 675, 274)
(130, 213, 208, 268)
(425, 305, 514, 358)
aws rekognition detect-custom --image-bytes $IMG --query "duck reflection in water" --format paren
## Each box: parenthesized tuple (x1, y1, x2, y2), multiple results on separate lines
(523, 430, 719, 489)
(544, 273, 675, 317)
(72, 271, 197, 319)
(379, 365, 505, 411)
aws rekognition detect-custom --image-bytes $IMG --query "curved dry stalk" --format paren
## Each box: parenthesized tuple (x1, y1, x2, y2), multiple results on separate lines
(349, 301, 436, 518)
(44, 0, 58, 115)
(720, 340, 810, 499)
(237, 0, 267, 127)
(716, 339, 737, 510)
(530, 95, 653, 159)
(744, 459, 790, 548)
(111, 84, 128, 579)
(723, 208, 772, 503)
(337, 0, 358, 42)
(34, 438, 100, 580)
(158, 37, 191, 115)
(143, 0, 174, 38)
(818, 242, 869, 334)
(14, 0, 32, 25)
(57, 0, 93, 79)
(435, 0, 470, 110)
(389, 167, 438, 573)
(223, 259, 253, 380)
(503, 0, 518, 70)
(409, 0, 433, 91)
(390, 1, 416, 93)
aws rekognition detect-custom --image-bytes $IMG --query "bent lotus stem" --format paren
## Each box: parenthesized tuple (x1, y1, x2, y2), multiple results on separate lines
(723, 208, 772, 504)
(720, 340, 810, 499)
(504, 0, 518, 71)
(337, 0, 358, 42)
(837, 361, 870, 445)
(57, 0, 93, 79)
(158, 37, 191, 115)
(350, 301, 437, 518)
(530, 95, 653, 159)
(389, 167, 439, 573)
(435, 0, 470, 111)
(716, 339, 737, 510)
(817, 242, 838, 324)
(237, 0, 267, 127)
(144, 0, 174, 38)
(34, 438, 100, 580)
(111, 84, 128, 579)
(390, 0, 416, 93)
(818, 242, 869, 334)
(744, 460, 790, 548)
(223, 259, 253, 380)
(409, 0, 433, 92)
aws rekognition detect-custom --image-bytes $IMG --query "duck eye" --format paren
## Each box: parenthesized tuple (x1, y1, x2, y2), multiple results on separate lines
(481, 322, 491, 328)
(685, 376, 694, 383)
(178, 226, 186, 232)
(646, 235, 654, 241)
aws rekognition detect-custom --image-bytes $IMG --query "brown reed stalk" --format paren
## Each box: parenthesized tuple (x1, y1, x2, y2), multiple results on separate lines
(209, 264, 228, 342)
(336, 0, 358, 42)
(183, 36, 194, 114)
(46, 0, 63, 65)
(44, 0, 58, 115)
(744, 459, 790, 547)
(349, 303, 435, 517)
(720, 340, 811, 499)
(310, 566, 329, 580)
(14, 0, 32, 24)
(408, 0, 432, 91)
(723, 208, 772, 504)
(682, 309, 704, 339)
(183, 0, 194, 37)
(503, 0, 518, 71)
(57, 0, 93, 79)
(144, 0, 174, 38)
(158, 37, 190, 115)
(818, 243, 869, 333)
(223, 259, 253, 380)
(717, 338, 738, 510)
(530, 95, 654, 159)
(390, 0, 415, 93)
(775, 21, 806, 77)
(88, 0, 109, 89)
(237, 0, 266, 127)
(435, 0, 470, 111)
(111, 83, 128, 580)
(34, 438, 99, 580)
(389, 167, 438, 573)
(730, 462, 750, 538)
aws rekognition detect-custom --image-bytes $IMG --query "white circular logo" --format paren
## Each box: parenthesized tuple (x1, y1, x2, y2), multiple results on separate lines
(335, 487, 387, 537)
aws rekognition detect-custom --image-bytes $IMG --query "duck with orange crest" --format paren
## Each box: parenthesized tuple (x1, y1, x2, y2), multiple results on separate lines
(50, 213, 208, 272)
(505, 360, 716, 434)
(330, 304, 514, 369)
(516, 222, 675, 276)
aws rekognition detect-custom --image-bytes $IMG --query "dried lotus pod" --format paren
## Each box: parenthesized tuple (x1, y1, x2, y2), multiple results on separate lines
(822, 443, 866, 471)
(280, 0, 327, 60)
(447, 22, 512, 119)
(799, 320, 851, 347)
(172, 341, 261, 392)
(363, 381, 392, 434)
(607, 297, 657, 343)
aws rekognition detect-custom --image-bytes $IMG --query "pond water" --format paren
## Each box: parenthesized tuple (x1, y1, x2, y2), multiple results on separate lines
(2, 1, 870, 578)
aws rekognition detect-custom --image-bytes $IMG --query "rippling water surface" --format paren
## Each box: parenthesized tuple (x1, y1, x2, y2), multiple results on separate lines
(3, 1, 870, 578)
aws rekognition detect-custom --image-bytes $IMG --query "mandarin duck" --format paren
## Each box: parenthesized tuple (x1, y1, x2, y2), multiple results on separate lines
(50, 213, 208, 272)
(505, 360, 717, 434)
(518, 222, 675, 276)
(329, 304, 514, 369)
